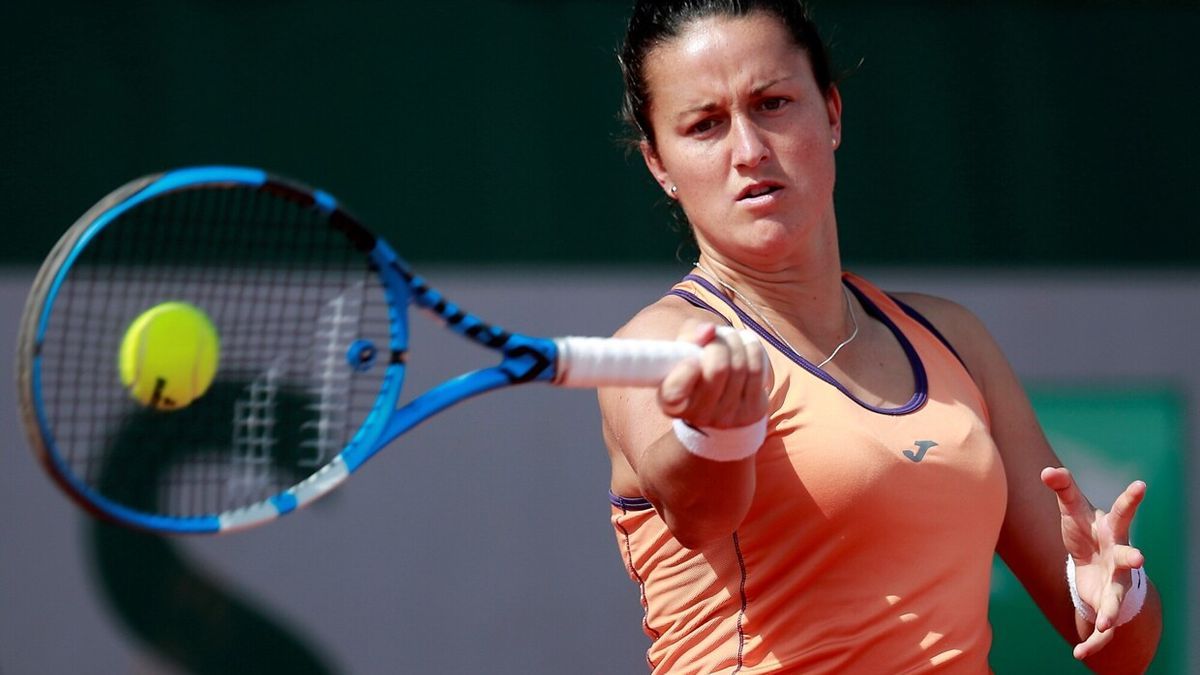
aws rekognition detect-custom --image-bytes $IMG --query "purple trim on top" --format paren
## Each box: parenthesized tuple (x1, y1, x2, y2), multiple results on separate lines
(668, 288, 732, 324)
(610, 491, 654, 511)
(680, 274, 927, 415)
(888, 294, 967, 368)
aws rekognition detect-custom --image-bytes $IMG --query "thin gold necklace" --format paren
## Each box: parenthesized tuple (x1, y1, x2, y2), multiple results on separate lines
(693, 263, 859, 369)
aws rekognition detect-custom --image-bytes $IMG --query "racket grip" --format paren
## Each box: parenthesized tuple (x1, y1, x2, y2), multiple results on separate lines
(552, 337, 699, 388)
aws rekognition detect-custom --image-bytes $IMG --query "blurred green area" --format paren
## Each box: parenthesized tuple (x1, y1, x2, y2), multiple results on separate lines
(989, 385, 1186, 674)
(3, 1, 1197, 267)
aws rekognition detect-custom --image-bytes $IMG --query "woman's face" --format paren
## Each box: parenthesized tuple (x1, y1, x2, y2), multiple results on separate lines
(640, 12, 842, 266)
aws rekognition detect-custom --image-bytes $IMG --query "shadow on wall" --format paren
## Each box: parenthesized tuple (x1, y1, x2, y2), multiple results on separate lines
(88, 382, 338, 675)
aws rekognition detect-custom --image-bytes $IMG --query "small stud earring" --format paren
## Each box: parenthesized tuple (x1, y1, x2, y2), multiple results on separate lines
(832, 137, 839, 148)
(670, 185, 678, 194)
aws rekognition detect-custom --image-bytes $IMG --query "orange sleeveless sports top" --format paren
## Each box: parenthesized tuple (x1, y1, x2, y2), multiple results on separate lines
(610, 272, 1007, 674)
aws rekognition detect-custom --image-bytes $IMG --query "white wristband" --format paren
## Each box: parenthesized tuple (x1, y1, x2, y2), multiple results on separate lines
(1066, 555, 1148, 627)
(672, 416, 767, 462)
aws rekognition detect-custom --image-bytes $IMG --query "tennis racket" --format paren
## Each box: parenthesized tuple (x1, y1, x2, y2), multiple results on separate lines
(16, 166, 703, 534)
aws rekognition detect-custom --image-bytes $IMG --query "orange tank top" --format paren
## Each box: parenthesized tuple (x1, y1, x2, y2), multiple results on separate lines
(610, 272, 1008, 674)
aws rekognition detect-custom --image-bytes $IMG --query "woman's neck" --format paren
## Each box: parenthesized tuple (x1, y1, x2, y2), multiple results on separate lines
(692, 252, 851, 346)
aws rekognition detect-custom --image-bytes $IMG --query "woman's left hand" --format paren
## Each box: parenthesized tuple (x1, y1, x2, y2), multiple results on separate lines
(1040, 466, 1148, 660)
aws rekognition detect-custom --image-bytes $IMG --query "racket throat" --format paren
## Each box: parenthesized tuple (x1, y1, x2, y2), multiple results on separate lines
(500, 338, 555, 384)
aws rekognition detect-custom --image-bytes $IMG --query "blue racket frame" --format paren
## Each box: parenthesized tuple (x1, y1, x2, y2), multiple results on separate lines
(24, 166, 560, 533)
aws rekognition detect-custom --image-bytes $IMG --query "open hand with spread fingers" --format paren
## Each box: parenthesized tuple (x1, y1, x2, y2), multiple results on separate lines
(1041, 466, 1149, 661)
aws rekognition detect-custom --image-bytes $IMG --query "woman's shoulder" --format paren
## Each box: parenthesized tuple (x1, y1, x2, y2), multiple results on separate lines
(612, 293, 720, 341)
(886, 291, 990, 344)
(844, 273, 983, 337)
(887, 289, 1008, 392)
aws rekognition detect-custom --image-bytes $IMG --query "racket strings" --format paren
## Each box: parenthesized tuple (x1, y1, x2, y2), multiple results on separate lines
(38, 185, 392, 518)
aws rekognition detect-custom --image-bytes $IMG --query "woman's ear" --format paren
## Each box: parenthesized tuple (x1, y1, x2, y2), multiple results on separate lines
(640, 140, 677, 199)
(826, 84, 843, 149)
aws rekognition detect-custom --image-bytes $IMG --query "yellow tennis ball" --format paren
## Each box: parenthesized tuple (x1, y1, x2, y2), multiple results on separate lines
(118, 302, 220, 410)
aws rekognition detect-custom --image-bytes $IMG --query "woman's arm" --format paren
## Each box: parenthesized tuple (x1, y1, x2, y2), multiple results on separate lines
(598, 298, 769, 549)
(897, 292, 1163, 673)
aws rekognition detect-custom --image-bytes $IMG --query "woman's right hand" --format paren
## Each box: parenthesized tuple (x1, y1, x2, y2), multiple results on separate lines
(658, 320, 770, 431)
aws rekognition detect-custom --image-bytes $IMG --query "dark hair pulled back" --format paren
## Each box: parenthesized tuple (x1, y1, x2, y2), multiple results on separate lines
(619, 0, 833, 148)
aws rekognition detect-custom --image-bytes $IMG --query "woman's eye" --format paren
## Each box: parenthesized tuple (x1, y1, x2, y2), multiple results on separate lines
(688, 118, 719, 135)
(760, 97, 789, 112)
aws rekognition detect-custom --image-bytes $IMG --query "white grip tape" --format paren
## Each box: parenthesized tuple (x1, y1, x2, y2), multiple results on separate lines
(1066, 555, 1149, 626)
(553, 337, 699, 387)
(553, 329, 765, 388)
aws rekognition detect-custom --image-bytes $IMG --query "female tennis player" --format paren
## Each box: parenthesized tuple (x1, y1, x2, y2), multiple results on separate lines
(599, 1, 1163, 672)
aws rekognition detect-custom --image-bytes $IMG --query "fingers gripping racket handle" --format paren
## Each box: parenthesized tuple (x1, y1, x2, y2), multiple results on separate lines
(553, 337, 699, 388)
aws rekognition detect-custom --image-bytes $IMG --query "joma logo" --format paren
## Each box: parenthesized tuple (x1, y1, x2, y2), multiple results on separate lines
(903, 440, 938, 463)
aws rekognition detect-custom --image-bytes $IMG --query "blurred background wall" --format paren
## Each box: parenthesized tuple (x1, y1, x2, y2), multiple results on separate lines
(2, 1, 1195, 673)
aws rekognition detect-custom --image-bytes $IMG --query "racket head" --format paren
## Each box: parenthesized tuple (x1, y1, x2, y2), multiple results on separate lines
(16, 167, 410, 533)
